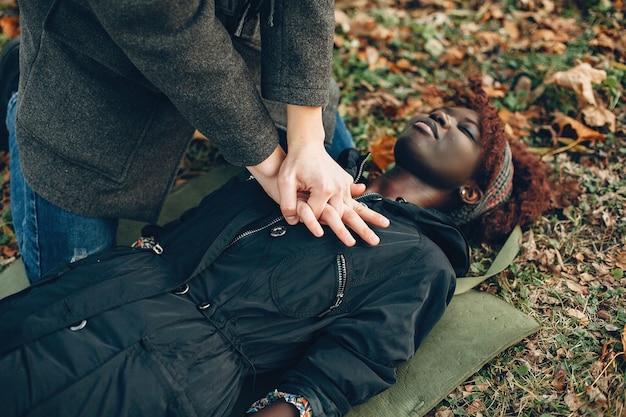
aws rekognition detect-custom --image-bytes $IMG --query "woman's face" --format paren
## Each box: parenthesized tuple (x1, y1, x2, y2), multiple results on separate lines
(394, 107, 483, 189)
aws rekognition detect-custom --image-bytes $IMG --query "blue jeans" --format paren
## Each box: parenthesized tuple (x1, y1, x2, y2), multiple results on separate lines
(7, 94, 118, 284)
(327, 112, 354, 159)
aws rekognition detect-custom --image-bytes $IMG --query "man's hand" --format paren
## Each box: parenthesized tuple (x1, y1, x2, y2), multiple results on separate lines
(248, 105, 389, 246)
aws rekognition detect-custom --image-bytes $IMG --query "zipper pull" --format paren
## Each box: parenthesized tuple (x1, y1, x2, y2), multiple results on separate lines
(318, 294, 345, 318)
(152, 243, 164, 255)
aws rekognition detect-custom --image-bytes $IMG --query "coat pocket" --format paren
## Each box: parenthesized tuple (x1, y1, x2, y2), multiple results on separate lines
(270, 250, 349, 318)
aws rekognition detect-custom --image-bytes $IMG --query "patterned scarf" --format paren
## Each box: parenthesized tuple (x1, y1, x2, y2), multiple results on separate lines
(447, 141, 514, 225)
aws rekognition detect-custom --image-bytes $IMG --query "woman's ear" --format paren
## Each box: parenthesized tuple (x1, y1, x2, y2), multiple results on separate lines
(459, 181, 484, 204)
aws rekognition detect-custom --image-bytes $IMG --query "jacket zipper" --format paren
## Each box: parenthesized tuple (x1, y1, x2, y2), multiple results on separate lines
(318, 254, 347, 318)
(227, 216, 284, 249)
(224, 191, 376, 250)
(353, 152, 371, 183)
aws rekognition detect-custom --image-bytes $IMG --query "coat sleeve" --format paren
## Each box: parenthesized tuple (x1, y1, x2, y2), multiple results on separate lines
(87, 0, 333, 167)
(259, 0, 334, 106)
(277, 248, 457, 417)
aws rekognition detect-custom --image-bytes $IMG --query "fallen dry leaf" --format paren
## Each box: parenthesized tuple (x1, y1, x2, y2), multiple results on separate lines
(585, 385, 608, 408)
(589, 32, 616, 51)
(498, 108, 533, 138)
(551, 112, 605, 141)
(566, 281, 588, 296)
(475, 31, 504, 52)
(396, 96, 427, 119)
(369, 134, 396, 171)
(502, 19, 521, 40)
(0, 15, 19, 38)
(581, 105, 616, 132)
(552, 367, 568, 391)
(438, 46, 466, 66)
(544, 63, 607, 107)
(565, 392, 585, 411)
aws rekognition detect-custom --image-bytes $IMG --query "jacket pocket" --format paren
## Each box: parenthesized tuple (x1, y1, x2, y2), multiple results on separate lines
(270, 251, 350, 318)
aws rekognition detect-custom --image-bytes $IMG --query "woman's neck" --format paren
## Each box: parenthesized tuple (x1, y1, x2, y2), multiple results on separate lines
(365, 167, 452, 209)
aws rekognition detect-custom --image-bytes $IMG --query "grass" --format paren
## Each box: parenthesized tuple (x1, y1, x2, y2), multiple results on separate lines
(332, 1, 625, 416)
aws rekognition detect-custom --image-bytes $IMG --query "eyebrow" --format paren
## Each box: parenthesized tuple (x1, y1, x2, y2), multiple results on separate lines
(441, 107, 480, 128)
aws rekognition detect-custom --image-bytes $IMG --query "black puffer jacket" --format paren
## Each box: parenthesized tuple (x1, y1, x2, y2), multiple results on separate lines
(0, 154, 469, 417)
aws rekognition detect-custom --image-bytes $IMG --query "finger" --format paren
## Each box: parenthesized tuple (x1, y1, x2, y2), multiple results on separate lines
(326, 193, 346, 221)
(353, 200, 390, 229)
(277, 174, 299, 225)
(319, 204, 356, 246)
(305, 187, 334, 220)
(340, 205, 381, 246)
(296, 200, 324, 237)
(349, 183, 367, 197)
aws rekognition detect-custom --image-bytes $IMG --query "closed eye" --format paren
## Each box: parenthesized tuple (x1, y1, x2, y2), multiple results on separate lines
(459, 125, 476, 142)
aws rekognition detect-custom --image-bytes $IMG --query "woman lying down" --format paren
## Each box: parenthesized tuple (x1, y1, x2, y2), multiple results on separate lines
(0, 74, 552, 417)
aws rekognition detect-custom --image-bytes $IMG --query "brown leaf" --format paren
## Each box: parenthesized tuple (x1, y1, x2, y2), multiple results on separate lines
(437, 46, 466, 66)
(364, 45, 382, 70)
(475, 31, 504, 52)
(542, 16, 581, 40)
(393, 58, 416, 72)
(498, 108, 533, 138)
(334, 9, 351, 33)
(369, 134, 396, 171)
(1, 245, 16, 258)
(585, 385, 608, 408)
(417, 0, 456, 10)
(530, 28, 557, 43)
(544, 63, 607, 106)
(396, 96, 426, 119)
(0, 15, 20, 38)
(502, 19, 521, 41)
(552, 367, 567, 391)
(416, 83, 445, 109)
(551, 112, 605, 141)
(615, 250, 626, 270)
(483, 85, 507, 99)
(581, 105, 616, 132)
(565, 393, 585, 411)
(589, 32, 616, 51)
(566, 281, 588, 296)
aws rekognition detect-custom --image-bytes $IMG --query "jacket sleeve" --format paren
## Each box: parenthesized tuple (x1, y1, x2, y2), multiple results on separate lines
(259, 0, 334, 106)
(87, 0, 332, 167)
(277, 248, 457, 417)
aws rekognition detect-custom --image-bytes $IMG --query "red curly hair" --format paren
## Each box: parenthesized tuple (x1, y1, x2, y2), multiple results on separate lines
(444, 74, 553, 244)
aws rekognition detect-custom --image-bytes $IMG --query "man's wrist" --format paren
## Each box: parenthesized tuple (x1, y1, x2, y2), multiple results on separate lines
(285, 104, 324, 147)
(248, 145, 285, 180)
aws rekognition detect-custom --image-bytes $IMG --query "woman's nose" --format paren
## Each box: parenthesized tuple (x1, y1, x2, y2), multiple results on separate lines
(431, 110, 450, 128)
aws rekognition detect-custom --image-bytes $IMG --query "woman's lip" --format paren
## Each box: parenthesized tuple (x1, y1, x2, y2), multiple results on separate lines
(414, 120, 437, 139)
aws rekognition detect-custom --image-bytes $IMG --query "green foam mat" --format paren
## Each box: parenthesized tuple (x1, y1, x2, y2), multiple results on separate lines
(345, 289, 539, 417)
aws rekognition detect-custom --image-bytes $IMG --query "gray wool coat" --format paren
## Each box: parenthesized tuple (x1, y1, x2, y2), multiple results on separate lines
(15, 0, 338, 222)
